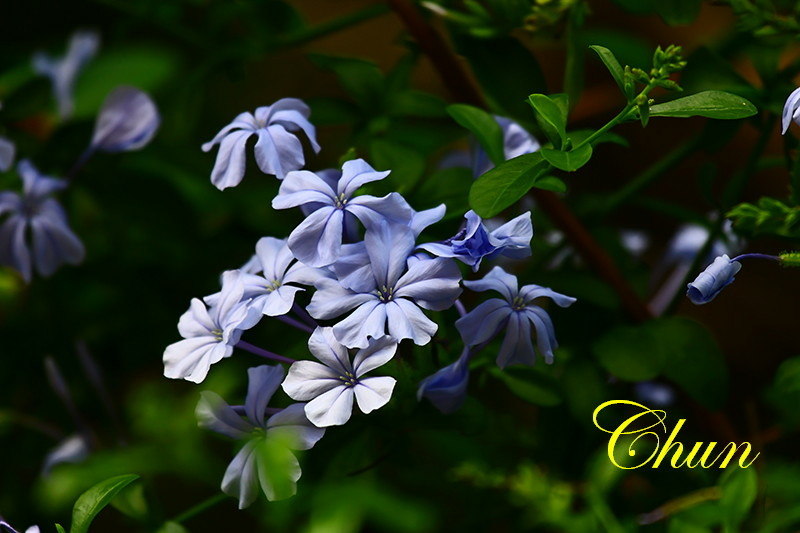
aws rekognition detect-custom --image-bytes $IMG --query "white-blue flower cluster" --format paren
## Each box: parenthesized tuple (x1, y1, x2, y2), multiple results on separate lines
(164, 98, 576, 507)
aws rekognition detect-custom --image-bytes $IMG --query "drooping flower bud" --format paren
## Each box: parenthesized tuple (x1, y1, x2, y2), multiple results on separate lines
(90, 86, 160, 153)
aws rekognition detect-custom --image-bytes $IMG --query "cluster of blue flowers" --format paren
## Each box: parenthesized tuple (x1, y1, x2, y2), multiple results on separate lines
(0, 32, 160, 283)
(163, 98, 577, 507)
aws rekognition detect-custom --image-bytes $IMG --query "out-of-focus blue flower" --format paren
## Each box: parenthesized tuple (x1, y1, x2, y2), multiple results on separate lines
(273, 159, 413, 267)
(0, 519, 39, 533)
(197, 365, 325, 507)
(686, 254, 742, 305)
(634, 382, 675, 407)
(307, 222, 462, 349)
(41, 434, 90, 477)
(282, 327, 397, 427)
(0, 160, 84, 282)
(457, 267, 575, 368)
(473, 115, 540, 177)
(163, 271, 258, 383)
(0, 137, 15, 172)
(417, 347, 470, 414)
(419, 210, 532, 271)
(33, 30, 99, 119)
(782, 87, 800, 135)
(202, 98, 320, 189)
(89, 86, 160, 153)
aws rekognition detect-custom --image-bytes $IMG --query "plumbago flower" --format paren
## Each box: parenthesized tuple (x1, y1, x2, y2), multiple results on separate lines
(417, 347, 471, 414)
(307, 221, 462, 349)
(282, 327, 397, 427)
(0, 519, 39, 533)
(457, 267, 576, 368)
(0, 160, 84, 282)
(33, 30, 99, 119)
(163, 270, 258, 383)
(686, 254, 742, 304)
(273, 158, 413, 267)
(473, 115, 541, 177)
(0, 137, 14, 172)
(782, 87, 800, 134)
(197, 365, 325, 507)
(202, 98, 320, 189)
(89, 86, 160, 153)
(419, 210, 532, 271)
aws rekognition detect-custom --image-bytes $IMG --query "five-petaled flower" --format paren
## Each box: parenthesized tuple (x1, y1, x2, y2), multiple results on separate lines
(307, 221, 462, 349)
(273, 158, 413, 267)
(0, 160, 85, 282)
(202, 98, 320, 189)
(282, 327, 398, 427)
(457, 267, 576, 368)
(686, 254, 742, 305)
(197, 365, 325, 507)
(163, 271, 257, 383)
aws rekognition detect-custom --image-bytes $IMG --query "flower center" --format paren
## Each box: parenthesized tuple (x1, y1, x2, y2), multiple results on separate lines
(264, 279, 281, 293)
(211, 328, 223, 341)
(511, 296, 527, 311)
(338, 371, 358, 387)
(376, 285, 395, 302)
(333, 192, 348, 209)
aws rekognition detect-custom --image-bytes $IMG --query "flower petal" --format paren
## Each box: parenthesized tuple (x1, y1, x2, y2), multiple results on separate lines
(209, 129, 253, 190)
(196, 391, 252, 439)
(304, 386, 354, 427)
(354, 376, 396, 414)
(455, 298, 511, 347)
(245, 365, 285, 427)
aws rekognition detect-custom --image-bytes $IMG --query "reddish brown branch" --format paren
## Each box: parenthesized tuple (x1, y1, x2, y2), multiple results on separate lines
(387, 0, 653, 323)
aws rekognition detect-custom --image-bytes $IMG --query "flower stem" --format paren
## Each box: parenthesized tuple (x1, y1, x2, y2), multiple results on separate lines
(454, 299, 467, 318)
(730, 253, 780, 262)
(173, 492, 229, 524)
(278, 313, 314, 334)
(292, 302, 318, 329)
(236, 341, 296, 364)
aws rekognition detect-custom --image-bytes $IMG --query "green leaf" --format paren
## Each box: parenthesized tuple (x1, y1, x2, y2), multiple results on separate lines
(446, 104, 505, 166)
(71, 474, 140, 533)
(528, 94, 567, 149)
(56, 525, 67, 533)
(540, 144, 593, 172)
(489, 367, 563, 406)
(593, 323, 667, 381)
(719, 467, 758, 529)
(649, 91, 758, 119)
(308, 54, 384, 110)
(369, 139, 425, 194)
(659, 318, 729, 410)
(589, 45, 626, 95)
(655, 0, 701, 25)
(469, 152, 549, 217)
(533, 175, 567, 193)
(156, 522, 189, 533)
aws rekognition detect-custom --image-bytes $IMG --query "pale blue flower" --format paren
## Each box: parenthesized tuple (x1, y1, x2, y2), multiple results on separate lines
(417, 347, 470, 414)
(282, 327, 397, 427)
(0, 160, 84, 282)
(473, 116, 540, 177)
(202, 98, 320, 189)
(457, 267, 576, 368)
(197, 365, 325, 507)
(42, 434, 90, 477)
(163, 271, 258, 383)
(273, 159, 413, 267)
(634, 382, 675, 407)
(686, 254, 742, 305)
(0, 137, 15, 172)
(419, 210, 532, 271)
(782, 87, 800, 135)
(90, 86, 160, 152)
(0, 519, 39, 533)
(33, 30, 99, 119)
(307, 222, 462, 349)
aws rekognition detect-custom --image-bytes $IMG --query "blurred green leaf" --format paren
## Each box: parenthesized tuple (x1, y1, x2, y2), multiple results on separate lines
(469, 152, 548, 217)
(156, 522, 189, 533)
(649, 91, 758, 119)
(719, 467, 758, 530)
(655, 0, 702, 25)
(593, 323, 666, 381)
(369, 139, 425, 193)
(489, 366, 563, 406)
(446, 104, 504, 166)
(70, 474, 139, 533)
(309, 54, 384, 110)
(533, 175, 567, 193)
(540, 144, 592, 172)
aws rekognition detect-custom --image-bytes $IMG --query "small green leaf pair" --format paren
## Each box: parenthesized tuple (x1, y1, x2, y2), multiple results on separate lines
(56, 474, 139, 533)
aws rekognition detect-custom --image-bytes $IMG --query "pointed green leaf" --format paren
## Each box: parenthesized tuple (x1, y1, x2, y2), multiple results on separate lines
(719, 467, 758, 530)
(533, 176, 568, 193)
(446, 104, 505, 166)
(540, 144, 593, 172)
(489, 366, 563, 406)
(589, 45, 626, 95)
(528, 94, 567, 149)
(649, 91, 757, 119)
(469, 152, 548, 217)
(56, 525, 67, 533)
(71, 474, 140, 533)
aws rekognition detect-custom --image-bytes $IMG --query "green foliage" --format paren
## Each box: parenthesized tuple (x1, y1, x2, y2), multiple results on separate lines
(727, 197, 800, 238)
(446, 104, 505, 165)
(70, 474, 139, 533)
(540, 144, 593, 172)
(648, 90, 758, 119)
(469, 152, 549, 216)
(719, 467, 758, 531)
(589, 45, 626, 95)
(528, 94, 567, 149)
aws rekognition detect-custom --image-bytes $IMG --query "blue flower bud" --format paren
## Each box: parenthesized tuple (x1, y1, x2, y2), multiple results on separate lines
(782, 87, 800, 135)
(417, 349, 470, 414)
(90, 86, 160, 153)
(686, 254, 742, 305)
